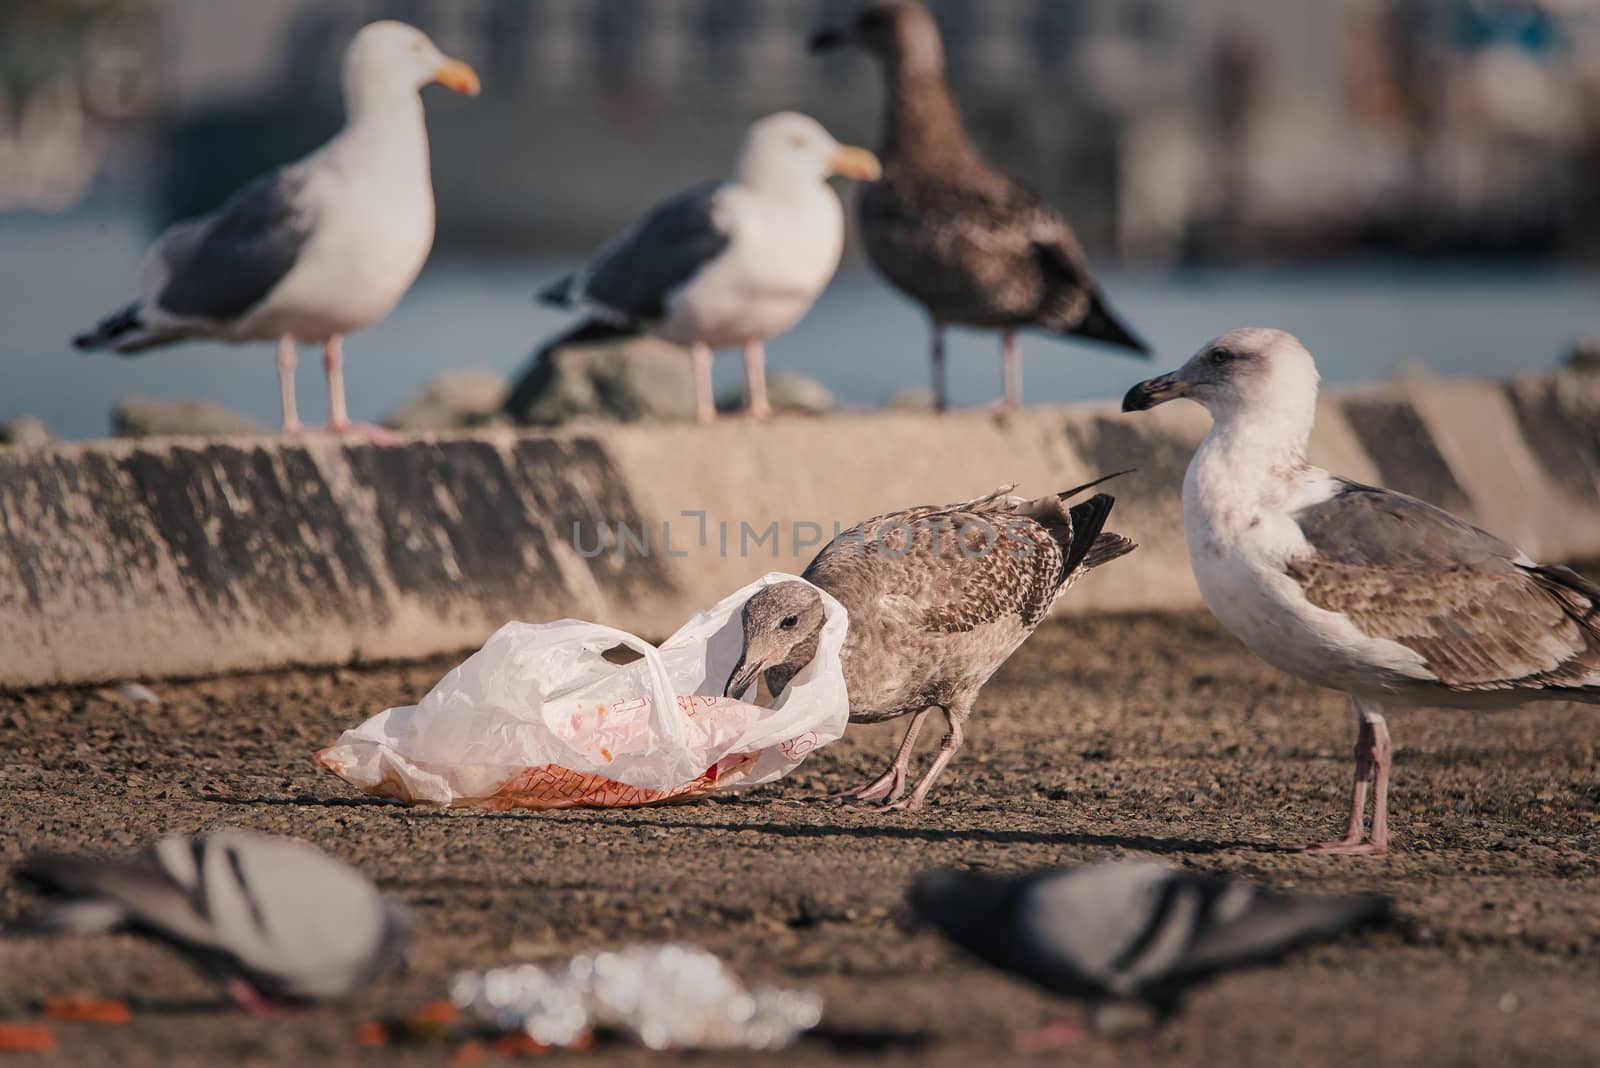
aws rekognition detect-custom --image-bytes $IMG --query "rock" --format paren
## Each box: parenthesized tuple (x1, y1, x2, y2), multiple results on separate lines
(385, 370, 509, 431)
(1566, 337, 1600, 373)
(113, 397, 265, 439)
(505, 330, 695, 426)
(885, 386, 936, 412)
(0, 416, 54, 447)
(718, 373, 837, 416)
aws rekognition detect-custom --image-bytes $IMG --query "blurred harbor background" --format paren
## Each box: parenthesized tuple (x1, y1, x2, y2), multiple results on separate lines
(1, 0, 1597, 439)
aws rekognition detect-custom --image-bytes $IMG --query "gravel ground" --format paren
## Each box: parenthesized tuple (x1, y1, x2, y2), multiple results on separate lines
(1, 610, 1597, 1067)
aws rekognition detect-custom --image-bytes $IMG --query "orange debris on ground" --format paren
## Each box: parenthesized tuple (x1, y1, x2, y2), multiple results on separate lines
(0, 1024, 56, 1052)
(40, 997, 132, 1025)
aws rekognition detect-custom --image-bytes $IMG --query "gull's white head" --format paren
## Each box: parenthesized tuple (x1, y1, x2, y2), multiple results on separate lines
(343, 20, 480, 114)
(1122, 328, 1320, 427)
(735, 111, 882, 192)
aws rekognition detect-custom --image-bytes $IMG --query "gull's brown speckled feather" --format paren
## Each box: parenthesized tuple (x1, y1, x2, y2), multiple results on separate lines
(804, 484, 1135, 722)
(1287, 481, 1600, 699)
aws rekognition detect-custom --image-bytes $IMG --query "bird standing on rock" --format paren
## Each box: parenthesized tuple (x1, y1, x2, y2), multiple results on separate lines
(727, 477, 1135, 810)
(1123, 327, 1600, 854)
(539, 112, 881, 425)
(910, 860, 1388, 1046)
(73, 21, 481, 442)
(14, 830, 412, 1013)
(810, 1, 1150, 413)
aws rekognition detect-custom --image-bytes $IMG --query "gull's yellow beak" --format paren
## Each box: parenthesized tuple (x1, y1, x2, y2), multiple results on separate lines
(828, 145, 882, 182)
(434, 58, 481, 97)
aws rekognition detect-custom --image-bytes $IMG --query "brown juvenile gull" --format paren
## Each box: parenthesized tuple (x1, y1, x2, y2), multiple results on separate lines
(539, 112, 881, 424)
(809, 1, 1149, 413)
(725, 476, 1136, 810)
(1123, 327, 1600, 855)
(910, 860, 1387, 1046)
(15, 830, 412, 1013)
(73, 21, 480, 441)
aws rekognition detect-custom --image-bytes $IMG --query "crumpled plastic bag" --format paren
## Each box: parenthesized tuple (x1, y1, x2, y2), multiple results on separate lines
(450, 944, 823, 1051)
(316, 573, 849, 809)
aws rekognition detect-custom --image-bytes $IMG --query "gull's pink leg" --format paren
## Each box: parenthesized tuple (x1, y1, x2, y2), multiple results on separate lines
(741, 339, 772, 421)
(999, 328, 1022, 412)
(225, 978, 279, 1017)
(1015, 1019, 1089, 1053)
(323, 335, 402, 446)
(931, 322, 948, 414)
(831, 707, 933, 804)
(883, 704, 968, 812)
(691, 342, 715, 425)
(276, 337, 302, 433)
(1301, 696, 1392, 855)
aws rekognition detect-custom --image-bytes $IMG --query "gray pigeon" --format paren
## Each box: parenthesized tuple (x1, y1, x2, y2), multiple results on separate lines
(16, 830, 411, 1011)
(726, 474, 1135, 810)
(910, 860, 1387, 1031)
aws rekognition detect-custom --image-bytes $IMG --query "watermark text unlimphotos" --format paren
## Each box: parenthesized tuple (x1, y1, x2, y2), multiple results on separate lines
(571, 511, 1039, 561)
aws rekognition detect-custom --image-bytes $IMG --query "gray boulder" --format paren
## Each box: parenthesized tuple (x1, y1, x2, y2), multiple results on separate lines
(386, 370, 509, 431)
(0, 416, 54, 447)
(114, 397, 265, 439)
(718, 372, 837, 416)
(1567, 337, 1600, 373)
(506, 326, 695, 426)
(885, 386, 936, 412)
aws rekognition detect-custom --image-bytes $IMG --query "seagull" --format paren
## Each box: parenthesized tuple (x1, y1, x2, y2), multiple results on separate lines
(809, 1, 1149, 413)
(910, 860, 1387, 1043)
(1123, 328, 1600, 855)
(73, 21, 480, 441)
(726, 476, 1135, 810)
(15, 830, 412, 1012)
(538, 112, 881, 424)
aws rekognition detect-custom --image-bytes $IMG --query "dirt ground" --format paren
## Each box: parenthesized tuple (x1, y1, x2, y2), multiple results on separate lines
(1, 610, 1597, 1067)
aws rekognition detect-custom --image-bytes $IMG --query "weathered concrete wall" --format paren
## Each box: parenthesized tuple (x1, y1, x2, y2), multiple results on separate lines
(2, 371, 1597, 688)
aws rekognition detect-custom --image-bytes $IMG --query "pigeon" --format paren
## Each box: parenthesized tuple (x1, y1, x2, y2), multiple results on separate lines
(726, 475, 1135, 809)
(15, 830, 411, 1011)
(910, 860, 1387, 1037)
(1123, 328, 1600, 854)
(538, 111, 880, 424)
(809, 1, 1149, 412)
(73, 21, 481, 441)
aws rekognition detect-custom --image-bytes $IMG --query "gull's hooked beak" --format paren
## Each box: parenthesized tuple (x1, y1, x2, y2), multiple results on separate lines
(808, 26, 849, 53)
(724, 654, 764, 700)
(828, 145, 882, 182)
(1122, 371, 1189, 412)
(433, 58, 481, 96)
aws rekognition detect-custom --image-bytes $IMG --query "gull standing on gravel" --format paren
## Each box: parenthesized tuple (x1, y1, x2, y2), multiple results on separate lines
(15, 830, 412, 1012)
(1123, 328, 1600, 854)
(911, 860, 1387, 1043)
(73, 21, 481, 441)
(809, 2, 1149, 413)
(726, 476, 1135, 810)
(539, 112, 881, 424)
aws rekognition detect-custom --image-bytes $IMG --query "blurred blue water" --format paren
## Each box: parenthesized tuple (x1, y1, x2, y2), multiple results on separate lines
(2, 209, 1595, 440)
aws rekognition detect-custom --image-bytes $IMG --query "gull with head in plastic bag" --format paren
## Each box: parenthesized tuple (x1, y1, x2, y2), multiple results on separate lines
(726, 474, 1136, 810)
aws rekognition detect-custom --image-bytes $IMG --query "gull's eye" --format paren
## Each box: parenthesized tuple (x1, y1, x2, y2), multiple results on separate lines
(791, 135, 808, 148)
(780, 615, 799, 629)
(1208, 348, 1237, 365)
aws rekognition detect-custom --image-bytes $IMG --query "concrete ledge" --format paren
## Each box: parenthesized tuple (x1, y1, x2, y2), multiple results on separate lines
(3, 371, 1598, 688)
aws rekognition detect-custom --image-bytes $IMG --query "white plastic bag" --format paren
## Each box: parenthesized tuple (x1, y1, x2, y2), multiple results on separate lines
(316, 573, 849, 809)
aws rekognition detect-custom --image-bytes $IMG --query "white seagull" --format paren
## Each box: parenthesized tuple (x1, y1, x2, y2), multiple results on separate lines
(1123, 328, 1600, 855)
(74, 21, 481, 441)
(539, 112, 881, 424)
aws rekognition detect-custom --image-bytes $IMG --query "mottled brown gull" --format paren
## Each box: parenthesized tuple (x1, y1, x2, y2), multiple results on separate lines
(726, 476, 1136, 810)
(73, 22, 480, 441)
(809, 1, 1149, 413)
(1124, 327, 1600, 855)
